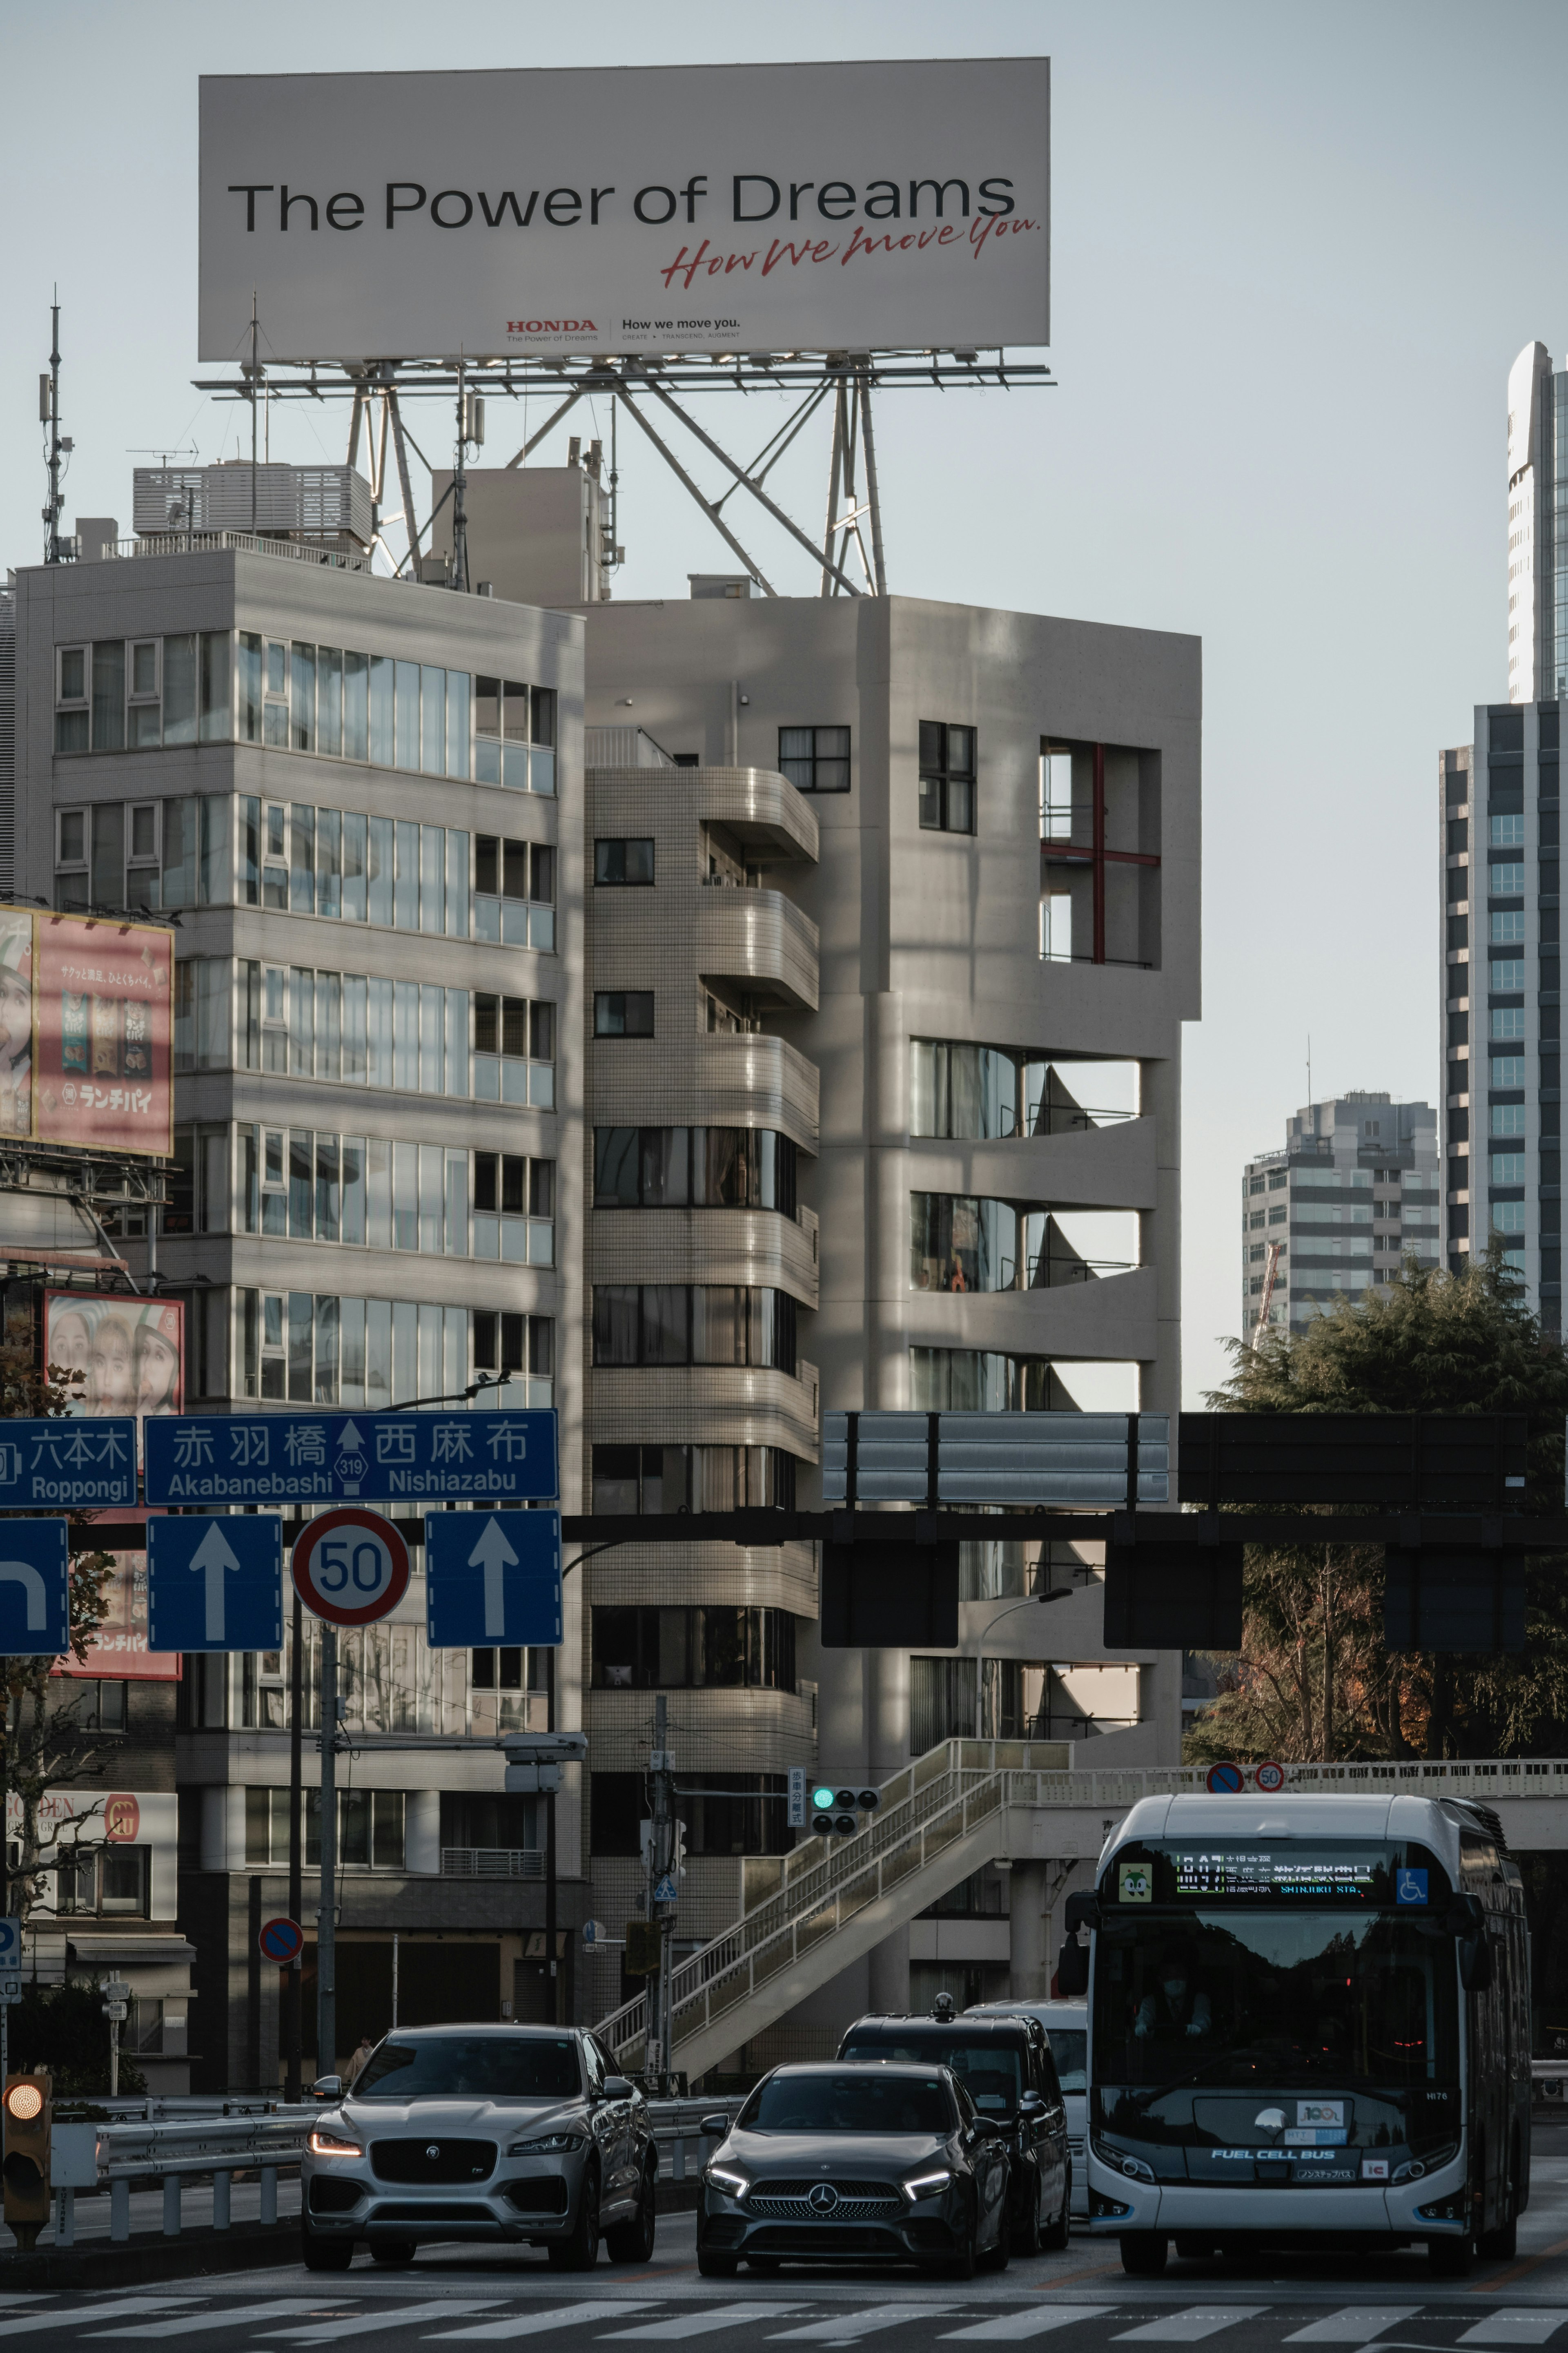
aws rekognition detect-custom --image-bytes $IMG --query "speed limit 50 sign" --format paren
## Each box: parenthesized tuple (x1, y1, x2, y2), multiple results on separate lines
(291, 1507, 410, 1626)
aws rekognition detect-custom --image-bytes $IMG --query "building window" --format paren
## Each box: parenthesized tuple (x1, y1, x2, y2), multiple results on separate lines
(472, 1153, 555, 1267)
(1491, 1008, 1526, 1040)
(472, 993, 555, 1107)
(594, 1126, 799, 1214)
(472, 836, 555, 950)
(594, 838, 655, 885)
(910, 1040, 1138, 1141)
(594, 991, 654, 1038)
(1491, 912, 1526, 944)
(592, 1284, 797, 1372)
(236, 1290, 531, 1410)
(590, 1443, 797, 1516)
(58, 1844, 148, 1916)
(1490, 1055, 1528, 1087)
(591, 1605, 796, 1692)
(910, 1193, 1135, 1293)
(778, 726, 850, 794)
(918, 720, 976, 834)
(244, 1786, 405, 1869)
(1491, 814, 1526, 848)
(1490, 863, 1527, 894)
(473, 677, 556, 793)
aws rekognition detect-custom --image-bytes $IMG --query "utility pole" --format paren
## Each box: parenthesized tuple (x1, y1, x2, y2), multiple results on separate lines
(42, 297, 66, 564)
(647, 1695, 677, 2095)
(544, 1644, 557, 2022)
(285, 1593, 303, 2100)
(452, 364, 470, 594)
(317, 1626, 338, 2081)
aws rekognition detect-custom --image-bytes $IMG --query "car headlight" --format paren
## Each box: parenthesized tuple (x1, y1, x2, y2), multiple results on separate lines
(704, 2164, 750, 2198)
(508, 2131, 589, 2155)
(902, 2167, 953, 2200)
(309, 2127, 363, 2158)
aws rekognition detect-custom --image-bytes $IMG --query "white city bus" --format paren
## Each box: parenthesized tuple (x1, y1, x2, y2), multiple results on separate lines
(1062, 1792, 1530, 2278)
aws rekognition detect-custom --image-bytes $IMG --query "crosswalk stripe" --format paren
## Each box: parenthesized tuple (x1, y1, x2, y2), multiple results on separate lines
(425, 2312, 662, 2343)
(768, 2308, 944, 2346)
(940, 2315, 1109, 2334)
(87, 2305, 346, 2341)
(941, 2309, 1114, 2343)
(261, 2306, 504, 2346)
(1286, 2315, 1422, 2343)
(4, 2302, 204, 2337)
(599, 2311, 807, 2342)
(1459, 2319, 1568, 2345)
(1114, 2313, 1266, 2344)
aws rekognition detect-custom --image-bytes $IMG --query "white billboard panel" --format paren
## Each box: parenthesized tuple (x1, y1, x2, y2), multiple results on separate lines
(198, 59, 1049, 363)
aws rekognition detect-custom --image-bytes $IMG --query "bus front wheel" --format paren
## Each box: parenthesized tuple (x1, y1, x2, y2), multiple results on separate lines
(1120, 2233, 1167, 2278)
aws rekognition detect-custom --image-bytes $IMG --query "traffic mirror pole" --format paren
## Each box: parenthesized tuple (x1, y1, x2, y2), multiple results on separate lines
(317, 1626, 337, 2083)
(286, 1590, 303, 2103)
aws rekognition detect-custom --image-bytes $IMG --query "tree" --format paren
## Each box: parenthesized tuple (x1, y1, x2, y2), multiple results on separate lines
(0, 1340, 117, 1923)
(1187, 1249, 1568, 1763)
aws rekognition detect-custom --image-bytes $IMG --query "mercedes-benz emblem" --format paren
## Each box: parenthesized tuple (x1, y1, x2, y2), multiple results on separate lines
(807, 2182, 839, 2214)
(425, 2144, 441, 2160)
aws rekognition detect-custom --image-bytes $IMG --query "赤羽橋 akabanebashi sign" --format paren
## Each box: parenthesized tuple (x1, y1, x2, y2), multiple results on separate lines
(143, 1409, 558, 1505)
(198, 58, 1049, 364)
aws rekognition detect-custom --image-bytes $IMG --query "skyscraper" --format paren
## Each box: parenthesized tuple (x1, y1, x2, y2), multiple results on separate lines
(1507, 341, 1553, 705)
(1440, 704, 1561, 1329)
(1242, 1094, 1439, 1343)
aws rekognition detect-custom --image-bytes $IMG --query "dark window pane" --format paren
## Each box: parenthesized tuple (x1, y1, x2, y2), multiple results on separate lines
(472, 1307, 498, 1368)
(474, 1153, 498, 1214)
(501, 1153, 526, 1214)
(596, 1128, 641, 1206)
(501, 997, 529, 1057)
(529, 1160, 555, 1218)
(474, 992, 499, 1055)
(475, 677, 501, 737)
(593, 1446, 641, 1517)
(642, 1284, 689, 1365)
(475, 835, 499, 896)
(641, 1127, 689, 1206)
(594, 1285, 640, 1366)
(503, 840, 528, 900)
(919, 719, 944, 771)
(530, 1001, 555, 1059)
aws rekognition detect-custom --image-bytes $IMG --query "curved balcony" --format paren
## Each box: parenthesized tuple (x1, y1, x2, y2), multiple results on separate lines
(589, 1030, 820, 1149)
(697, 887, 819, 1012)
(588, 1362, 820, 1460)
(697, 766, 819, 863)
(587, 1538, 818, 1620)
(590, 1204, 820, 1309)
(904, 1266, 1157, 1362)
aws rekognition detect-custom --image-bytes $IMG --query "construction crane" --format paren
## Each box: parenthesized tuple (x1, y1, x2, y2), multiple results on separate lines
(1251, 1240, 1283, 1348)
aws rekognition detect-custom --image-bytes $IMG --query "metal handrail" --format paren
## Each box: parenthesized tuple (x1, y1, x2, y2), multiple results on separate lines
(594, 1742, 1568, 2068)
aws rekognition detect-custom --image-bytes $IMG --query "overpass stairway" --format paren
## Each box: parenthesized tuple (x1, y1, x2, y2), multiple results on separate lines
(593, 1740, 1568, 2082)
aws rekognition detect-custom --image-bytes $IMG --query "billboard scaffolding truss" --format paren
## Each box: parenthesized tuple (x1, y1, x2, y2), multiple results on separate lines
(188, 349, 1053, 596)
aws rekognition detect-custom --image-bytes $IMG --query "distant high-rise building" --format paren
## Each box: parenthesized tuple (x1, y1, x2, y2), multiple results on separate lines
(1241, 1094, 1439, 1343)
(1439, 704, 1561, 1330)
(1508, 341, 1560, 705)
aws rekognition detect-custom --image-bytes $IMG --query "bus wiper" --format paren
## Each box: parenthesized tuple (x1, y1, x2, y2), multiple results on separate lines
(1130, 2042, 1283, 2108)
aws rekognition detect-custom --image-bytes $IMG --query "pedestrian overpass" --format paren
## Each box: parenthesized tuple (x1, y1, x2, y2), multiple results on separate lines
(595, 1740, 1568, 2083)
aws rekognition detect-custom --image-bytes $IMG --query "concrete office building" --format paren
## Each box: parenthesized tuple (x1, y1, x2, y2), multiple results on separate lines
(573, 587, 1199, 2038)
(1241, 1094, 1439, 1343)
(1441, 705, 1562, 1328)
(5, 490, 586, 2087)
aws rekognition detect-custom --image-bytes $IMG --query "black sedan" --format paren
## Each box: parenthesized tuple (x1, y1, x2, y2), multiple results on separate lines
(697, 2061, 1011, 2279)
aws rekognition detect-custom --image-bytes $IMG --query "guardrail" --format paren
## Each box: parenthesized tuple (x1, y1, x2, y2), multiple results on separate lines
(43, 2094, 743, 2246)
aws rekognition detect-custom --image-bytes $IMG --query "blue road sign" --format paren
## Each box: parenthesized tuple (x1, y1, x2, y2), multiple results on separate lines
(0, 1418, 137, 1510)
(1206, 1761, 1245, 1793)
(147, 1515, 283, 1653)
(145, 1409, 559, 1507)
(0, 1520, 69, 1655)
(425, 1510, 563, 1648)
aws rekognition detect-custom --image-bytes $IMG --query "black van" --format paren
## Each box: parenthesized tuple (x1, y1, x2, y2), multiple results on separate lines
(836, 2006, 1071, 2254)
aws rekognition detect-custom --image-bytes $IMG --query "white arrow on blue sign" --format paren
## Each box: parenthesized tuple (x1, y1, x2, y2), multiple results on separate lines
(425, 1510, 563, 1648)
(0, 1418, 137, 1508)
(0, 1918, 21, 1968)
(0, 1521, 69, 1655)
(147, 1516, 283, 1653)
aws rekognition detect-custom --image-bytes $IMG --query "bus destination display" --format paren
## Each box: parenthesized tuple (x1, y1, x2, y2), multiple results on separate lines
(1114, 1842, 1444, 1908)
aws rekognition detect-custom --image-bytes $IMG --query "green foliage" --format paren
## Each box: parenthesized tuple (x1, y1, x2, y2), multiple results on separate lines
(1187, 1249, 1568, 1762)
(8, 1976, 146, 2098)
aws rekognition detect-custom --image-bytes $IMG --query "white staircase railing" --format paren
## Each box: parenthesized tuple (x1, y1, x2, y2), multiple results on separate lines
(593, 1741, 1568, 2077)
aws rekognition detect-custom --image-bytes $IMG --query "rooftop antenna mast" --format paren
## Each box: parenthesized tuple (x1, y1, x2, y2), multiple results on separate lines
(452, 360, 470, 593)
(244, 291, 260, 532)
(41, 294, 68, 564)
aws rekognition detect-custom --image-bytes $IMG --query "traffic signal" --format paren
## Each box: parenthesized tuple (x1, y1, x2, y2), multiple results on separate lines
(810, 1786, 883, 1837)
(3, 2073, 51, 2251)
(672, 1820, 687, 1878)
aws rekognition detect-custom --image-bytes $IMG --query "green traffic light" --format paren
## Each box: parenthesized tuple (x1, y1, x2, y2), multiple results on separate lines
(812, 1786, 835, 1810)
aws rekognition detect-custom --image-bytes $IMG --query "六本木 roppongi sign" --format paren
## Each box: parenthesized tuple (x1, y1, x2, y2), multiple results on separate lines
(198, 58, 1049, 362)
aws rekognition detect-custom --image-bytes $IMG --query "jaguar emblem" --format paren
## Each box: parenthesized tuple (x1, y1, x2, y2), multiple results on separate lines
(426, 2144, 441, 2160)
(807, 2182, 839, 2214)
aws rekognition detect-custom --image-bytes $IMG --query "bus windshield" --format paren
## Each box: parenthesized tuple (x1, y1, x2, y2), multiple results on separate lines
(1094, 1910, 1460, 2094)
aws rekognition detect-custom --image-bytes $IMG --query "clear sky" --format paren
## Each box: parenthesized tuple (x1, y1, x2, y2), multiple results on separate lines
(5, 0, 1563, 1404)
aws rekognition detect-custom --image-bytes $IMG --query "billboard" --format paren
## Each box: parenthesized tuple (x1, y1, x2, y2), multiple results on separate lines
(58, 1543, 183, 1682)
(198, 58, 1049, 362)
(46, 1292, 185, 1423)
(0, 909, 174, 1157)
